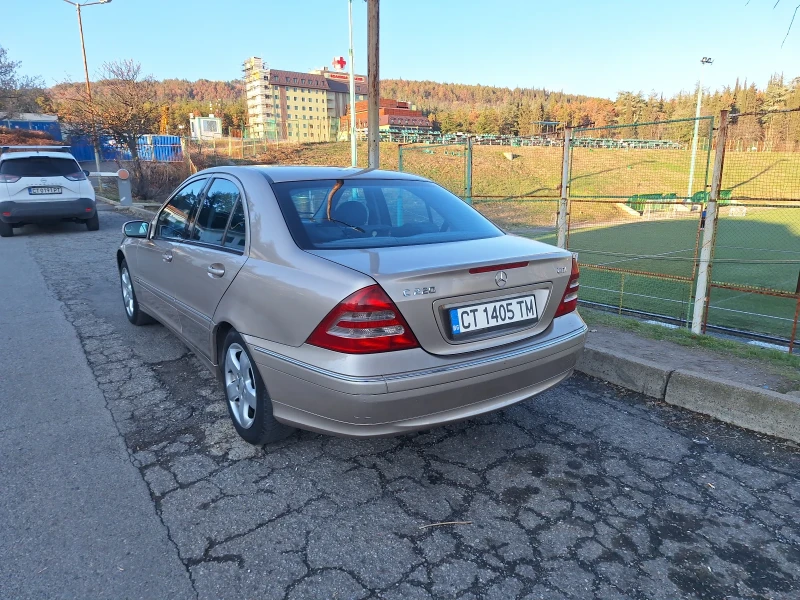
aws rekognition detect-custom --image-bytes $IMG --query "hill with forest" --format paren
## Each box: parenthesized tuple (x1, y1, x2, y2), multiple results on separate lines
(46, 73, 800, 146)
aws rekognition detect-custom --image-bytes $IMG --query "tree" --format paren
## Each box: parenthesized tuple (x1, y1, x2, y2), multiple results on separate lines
(54, 60, 161, 198)
(0, 45, 44, 117)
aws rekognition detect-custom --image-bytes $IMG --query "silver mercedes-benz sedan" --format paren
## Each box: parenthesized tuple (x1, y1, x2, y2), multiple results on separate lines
(117, 166, 586, 445)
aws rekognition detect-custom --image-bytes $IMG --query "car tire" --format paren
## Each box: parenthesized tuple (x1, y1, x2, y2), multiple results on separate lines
(85, 213, 100, 231)
(221, 329, 294, 445)
(0, 221, 12, 238)
(120, 259, 154, 325)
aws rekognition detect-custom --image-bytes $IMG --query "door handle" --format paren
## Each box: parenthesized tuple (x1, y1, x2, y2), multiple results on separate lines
(162, 251, 173, 263)
(207, 264, 225, 278)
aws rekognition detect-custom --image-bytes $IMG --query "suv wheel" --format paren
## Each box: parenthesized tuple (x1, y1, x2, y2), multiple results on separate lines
(221, 329, 294, 445)
(85, 213, 100, 231)
(0, 221, 12, 238)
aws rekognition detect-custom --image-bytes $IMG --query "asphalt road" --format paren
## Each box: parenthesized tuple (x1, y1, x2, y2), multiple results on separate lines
(1, 206, 799, 600)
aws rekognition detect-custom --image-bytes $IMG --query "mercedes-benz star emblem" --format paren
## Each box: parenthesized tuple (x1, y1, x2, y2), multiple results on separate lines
(495, 271, 508, 287)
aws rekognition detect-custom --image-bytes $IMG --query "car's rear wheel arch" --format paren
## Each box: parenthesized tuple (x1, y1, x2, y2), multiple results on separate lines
(214, 321, 235, 371)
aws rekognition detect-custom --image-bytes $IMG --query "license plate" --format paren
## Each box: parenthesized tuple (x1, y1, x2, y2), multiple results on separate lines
(449, 295, 538, 336)
(29, 186, 62, 195)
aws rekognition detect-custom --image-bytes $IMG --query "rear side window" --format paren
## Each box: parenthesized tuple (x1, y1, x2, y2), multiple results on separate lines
(191, 178, 240, 246)
(155, 179, 207, 241)
(224, 201, 247, 251)
(0, 157, 81, 177)
(271, 179, 502, 250)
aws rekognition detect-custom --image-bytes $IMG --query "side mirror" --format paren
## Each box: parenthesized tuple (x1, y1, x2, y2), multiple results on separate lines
(122, 220, 149, 238)
(82, 169, 91, 177)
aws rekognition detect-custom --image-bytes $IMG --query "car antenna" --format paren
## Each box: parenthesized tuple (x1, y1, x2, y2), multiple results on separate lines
(326, 179, 344, 221)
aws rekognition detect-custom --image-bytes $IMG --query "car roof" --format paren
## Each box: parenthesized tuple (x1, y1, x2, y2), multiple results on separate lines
(197, 165, 429, 184)
(0, 151, 79, 161)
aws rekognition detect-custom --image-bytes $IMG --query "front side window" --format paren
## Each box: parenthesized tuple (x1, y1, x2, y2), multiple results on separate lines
(155, 179, 207, 241)
(271, 179, 502, 250)
(191, 178, 241, 246)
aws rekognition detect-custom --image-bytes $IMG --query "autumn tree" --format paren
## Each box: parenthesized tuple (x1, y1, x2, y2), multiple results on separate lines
(54, 60, 161, 197)
(0, 45, 44, 117)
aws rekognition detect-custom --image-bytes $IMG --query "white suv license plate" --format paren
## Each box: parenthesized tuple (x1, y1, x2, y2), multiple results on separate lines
(29, 186, 62, 195)
(449, 295, 538, 336)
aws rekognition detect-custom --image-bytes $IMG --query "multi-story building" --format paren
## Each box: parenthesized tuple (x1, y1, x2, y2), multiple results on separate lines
(243, 57, 368, 142)
(339, 99, 433, 139)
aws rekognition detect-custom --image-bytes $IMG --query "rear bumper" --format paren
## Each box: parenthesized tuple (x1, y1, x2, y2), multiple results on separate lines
(245, 313, 587, 437)
(0, 198, 96, 223)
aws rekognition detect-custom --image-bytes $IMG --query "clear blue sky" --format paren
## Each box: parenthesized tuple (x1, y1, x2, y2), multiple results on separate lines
(3, 0, 799, 99)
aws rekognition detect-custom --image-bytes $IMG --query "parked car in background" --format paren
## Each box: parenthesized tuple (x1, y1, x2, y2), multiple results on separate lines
(117, 166, 586, 445)
(0, 146, 98, 237)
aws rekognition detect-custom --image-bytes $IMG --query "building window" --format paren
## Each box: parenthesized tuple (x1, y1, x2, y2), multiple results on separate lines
(273, 75, 278, 80)
(302, 98, 305, 102)
(301, 79, 305, 84)
(285, 77, 290, 82)
(302, 106, 306, 111)
(287, 114, 292, 119)
(293, 78, 297, 83)
(293, 87, 298, 92)
(295, 106, 298, 110)
(304, 133, 307, 137)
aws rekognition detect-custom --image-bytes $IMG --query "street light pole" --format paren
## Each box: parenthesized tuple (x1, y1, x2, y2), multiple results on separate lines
(348, 0, 357, 167)
(64, 0, 112, 188)
(686, 56, 712, 202)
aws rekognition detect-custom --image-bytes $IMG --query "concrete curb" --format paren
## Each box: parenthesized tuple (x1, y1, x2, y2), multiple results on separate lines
(666, 370, 800, 443)
(576, 342, 800, 443)
(576, 344, 671, 399)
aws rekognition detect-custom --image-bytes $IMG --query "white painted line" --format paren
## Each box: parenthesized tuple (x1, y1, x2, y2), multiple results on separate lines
(597, 247, 695, 267)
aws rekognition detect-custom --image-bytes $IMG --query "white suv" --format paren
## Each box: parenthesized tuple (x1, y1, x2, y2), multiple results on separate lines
(0, 147, 98, 238)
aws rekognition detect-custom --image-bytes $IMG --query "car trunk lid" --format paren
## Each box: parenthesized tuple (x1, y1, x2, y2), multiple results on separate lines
(309, 235, 575, 356)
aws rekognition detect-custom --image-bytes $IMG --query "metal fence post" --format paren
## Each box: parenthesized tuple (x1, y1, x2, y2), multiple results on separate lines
(691, 110, 728, 334)
(557, 126, 572, 249)
(465, 136, 473, 205)
(397, 145, 403, 172)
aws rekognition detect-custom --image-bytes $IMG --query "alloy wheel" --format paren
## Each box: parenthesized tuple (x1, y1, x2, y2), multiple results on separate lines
(224, 343, 257, 429)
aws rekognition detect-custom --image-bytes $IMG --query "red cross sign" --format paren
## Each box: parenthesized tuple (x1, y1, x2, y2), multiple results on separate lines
(332, 56, 346, 70)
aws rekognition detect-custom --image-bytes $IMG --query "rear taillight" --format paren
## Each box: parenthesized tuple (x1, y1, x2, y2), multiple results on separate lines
(307, 285, 419, 354)
(554, 257, 580, 317)
(0, 174, 20, 183)
(64, 172, 86, 181)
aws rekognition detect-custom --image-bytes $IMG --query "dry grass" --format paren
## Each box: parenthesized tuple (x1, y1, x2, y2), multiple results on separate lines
(0, 127, 61, 146)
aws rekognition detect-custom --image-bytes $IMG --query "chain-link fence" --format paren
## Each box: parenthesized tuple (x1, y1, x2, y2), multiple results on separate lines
(566, 118, 713, 325)
(398, 143, 471, 198)
(704, 110, 800, 346)
(398, 113, 798, 350)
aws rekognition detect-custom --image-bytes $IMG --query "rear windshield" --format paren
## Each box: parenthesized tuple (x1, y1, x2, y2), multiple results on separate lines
(271, 179, 503, 249)
(0, 156, 81, 177)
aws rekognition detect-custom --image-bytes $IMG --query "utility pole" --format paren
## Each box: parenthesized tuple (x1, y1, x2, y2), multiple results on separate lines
(367, 0, 379, 169)
(64, 0, 112, 189)
(348, 0, 357, 166)
(686, 56, 713, 201)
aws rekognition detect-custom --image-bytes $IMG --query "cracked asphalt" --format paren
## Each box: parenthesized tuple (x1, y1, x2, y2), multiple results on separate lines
(2, 207, 800, 599)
